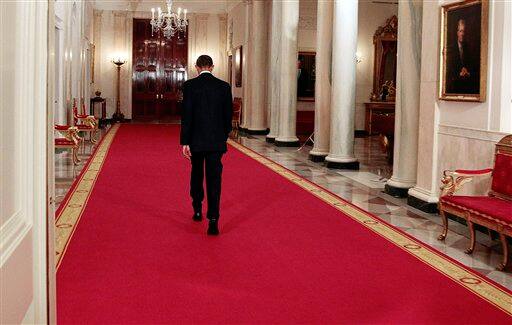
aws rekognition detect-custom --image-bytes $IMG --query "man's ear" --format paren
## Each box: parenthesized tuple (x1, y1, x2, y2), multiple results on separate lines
(210, 65, 214, 72)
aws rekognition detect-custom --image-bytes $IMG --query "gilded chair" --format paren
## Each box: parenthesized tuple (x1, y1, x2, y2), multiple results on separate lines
(55, 125, 81, 165)
(73, 99, 99, 143)
(231, 97, 242, 136)
(438, 135, 512, 271)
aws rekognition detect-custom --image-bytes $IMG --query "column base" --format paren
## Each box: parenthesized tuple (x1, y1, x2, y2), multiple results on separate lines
(407, 187, 439, 213)
(384, 184, 410, 198)
(246, 128, 270, 135)
(407, 195, 438, 214)
(326, 161, 359, 170)
(309, 153, 326, 162)
(275, 139, 300, 147)
(266, 136, 276, 143)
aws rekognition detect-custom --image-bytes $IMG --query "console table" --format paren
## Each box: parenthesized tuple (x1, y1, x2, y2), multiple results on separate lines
(364, 101, 395, 135)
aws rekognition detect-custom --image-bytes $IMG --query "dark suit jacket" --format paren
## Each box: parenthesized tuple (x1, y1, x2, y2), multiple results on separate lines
(446, 41, 479, 94)
(180, 72, 233, 152)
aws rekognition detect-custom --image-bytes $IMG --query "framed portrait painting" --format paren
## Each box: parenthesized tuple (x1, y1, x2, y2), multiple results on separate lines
(297, 52, 316, 101)
(439, 0, 488, 102)
(234, 46, 243, 87)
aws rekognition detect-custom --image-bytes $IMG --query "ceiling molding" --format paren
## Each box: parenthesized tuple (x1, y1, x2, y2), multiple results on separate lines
(94, 0, 232, 14)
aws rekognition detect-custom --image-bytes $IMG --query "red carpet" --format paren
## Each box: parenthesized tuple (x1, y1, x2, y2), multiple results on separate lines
(57, 124, 511, 324)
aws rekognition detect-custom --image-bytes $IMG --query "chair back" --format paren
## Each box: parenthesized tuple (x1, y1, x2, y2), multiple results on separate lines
(490, 135, 512, 200)
(72, 99, 78, 125)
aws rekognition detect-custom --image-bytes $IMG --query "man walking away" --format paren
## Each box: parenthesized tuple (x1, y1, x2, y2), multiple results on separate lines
(180, 55, 233, 236)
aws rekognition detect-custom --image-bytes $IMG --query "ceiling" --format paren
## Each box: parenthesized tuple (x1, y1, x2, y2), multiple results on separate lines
(93, 0, 242, 14)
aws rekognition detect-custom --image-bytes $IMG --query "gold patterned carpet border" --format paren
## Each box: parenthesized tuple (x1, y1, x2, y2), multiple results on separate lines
(55, 124, 120, 270)
(227, 140, 512, 315)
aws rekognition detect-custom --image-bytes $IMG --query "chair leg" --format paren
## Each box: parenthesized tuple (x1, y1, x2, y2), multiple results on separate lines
(438, 209, 448, 241)
(465, 221, 475, 254)
(497, 233, 509, 271)
(91, 130, 98, 144)
(72, 147, 79, 165)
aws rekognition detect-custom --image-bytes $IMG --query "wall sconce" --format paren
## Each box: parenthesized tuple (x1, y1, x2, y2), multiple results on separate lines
(356, 52, 363, 64)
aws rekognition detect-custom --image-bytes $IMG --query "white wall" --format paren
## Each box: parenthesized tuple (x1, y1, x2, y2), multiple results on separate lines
(410, 0, 512, 203)
(92, 10, 228, 119)
(228, 1, 246, 99)
(0, 1, 49, 323)
(53, 0, 93, 125)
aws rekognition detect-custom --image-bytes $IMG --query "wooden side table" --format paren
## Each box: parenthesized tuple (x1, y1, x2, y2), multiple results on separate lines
(90, 96, 107, 128)
(364, 101, 395, 135)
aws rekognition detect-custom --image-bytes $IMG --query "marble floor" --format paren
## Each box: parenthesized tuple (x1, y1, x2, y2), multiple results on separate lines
(54, 124, 512, 290)
(54, 126, 111, 208)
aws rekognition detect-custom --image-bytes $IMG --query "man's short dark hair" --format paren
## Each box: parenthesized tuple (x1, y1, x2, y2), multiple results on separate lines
(196, 55, 213, 68)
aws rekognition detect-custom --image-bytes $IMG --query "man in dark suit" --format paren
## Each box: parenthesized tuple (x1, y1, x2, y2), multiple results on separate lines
(180, 55, 233, 236)
(446, 19, 479, 94)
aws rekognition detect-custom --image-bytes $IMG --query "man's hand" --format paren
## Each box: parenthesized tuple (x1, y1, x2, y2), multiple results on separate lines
(459, 67, 470, 78)
(182, 145, 192, 160)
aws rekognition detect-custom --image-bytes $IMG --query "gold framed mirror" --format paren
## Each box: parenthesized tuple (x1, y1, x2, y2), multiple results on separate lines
(371, 15, 398, 102)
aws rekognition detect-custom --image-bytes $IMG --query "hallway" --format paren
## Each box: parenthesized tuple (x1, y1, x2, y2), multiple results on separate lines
(56, 124, 510, 323)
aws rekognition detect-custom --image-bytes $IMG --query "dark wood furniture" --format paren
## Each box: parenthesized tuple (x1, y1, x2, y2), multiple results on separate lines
(296, 111, 315, 136)
(438, 135, 512, 271)
(364, 15, 398, 162)
(364, 102, 395, 135)
(90, 96, 107, 127)
(132, 18, 188, 120)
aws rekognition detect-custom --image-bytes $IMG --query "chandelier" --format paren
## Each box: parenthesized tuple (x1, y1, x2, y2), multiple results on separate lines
(150, 0, 188, 39)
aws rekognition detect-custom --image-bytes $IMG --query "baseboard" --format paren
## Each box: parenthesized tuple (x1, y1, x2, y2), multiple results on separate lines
(246, 128, 270, 135)
(103, 118, 132, 125)
(275, 140, 300, 147)
(266, 136, 276, 143)
(384, 184, 409, 198)
(309, 154, 326, 162)
(326, 161, 360, 170)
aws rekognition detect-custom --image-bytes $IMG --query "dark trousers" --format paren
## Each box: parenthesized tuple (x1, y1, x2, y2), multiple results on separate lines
(190, 151, 224, 220)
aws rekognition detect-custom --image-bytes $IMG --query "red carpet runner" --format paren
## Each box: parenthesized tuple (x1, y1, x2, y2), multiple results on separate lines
(57, 124, 511, 324)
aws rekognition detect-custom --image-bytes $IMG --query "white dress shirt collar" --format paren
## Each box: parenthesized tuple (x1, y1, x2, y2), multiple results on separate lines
(200, 70, 212, 75)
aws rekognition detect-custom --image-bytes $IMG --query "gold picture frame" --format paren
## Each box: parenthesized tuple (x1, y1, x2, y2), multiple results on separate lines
(439, 0, 488, 102)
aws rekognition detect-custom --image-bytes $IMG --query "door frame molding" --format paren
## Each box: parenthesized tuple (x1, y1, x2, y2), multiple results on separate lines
(46, 0, 57, 323)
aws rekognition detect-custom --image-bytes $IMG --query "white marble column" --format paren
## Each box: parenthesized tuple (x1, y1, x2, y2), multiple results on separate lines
(385, 0, 423, 197)
(266, 0, 281, 142)
(247, 0, 268, 134)
(240, 0, 252, 129)
(325, 0, 359, 169)
(309, 0, 333, 161)
(275, 0, 299, 147)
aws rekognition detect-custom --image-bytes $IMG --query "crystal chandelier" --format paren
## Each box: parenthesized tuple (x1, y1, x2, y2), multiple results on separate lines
(150, 0, 188, 39)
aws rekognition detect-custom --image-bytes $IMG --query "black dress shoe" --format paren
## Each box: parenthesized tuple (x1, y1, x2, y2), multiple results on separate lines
(207, 219, 219, 236)
(192, 212, 202, 222)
